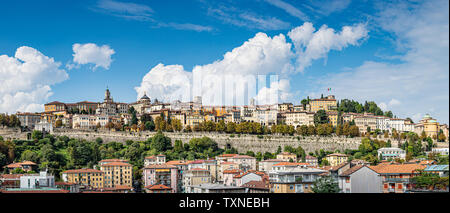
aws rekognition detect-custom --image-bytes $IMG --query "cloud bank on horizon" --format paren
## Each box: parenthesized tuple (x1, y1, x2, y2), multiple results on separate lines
(134, 22, 368, 106)
(0, 47, 69, 113)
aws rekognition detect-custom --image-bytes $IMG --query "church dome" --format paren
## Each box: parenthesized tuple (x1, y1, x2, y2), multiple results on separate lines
(140, 93, 150, 101)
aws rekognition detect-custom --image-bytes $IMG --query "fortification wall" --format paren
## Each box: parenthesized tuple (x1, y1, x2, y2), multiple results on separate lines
(51, 129, 362, 153)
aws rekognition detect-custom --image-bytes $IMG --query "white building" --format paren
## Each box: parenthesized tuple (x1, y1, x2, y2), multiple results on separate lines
(20, 171, 55, 189)
(284, 111, 314, 127)
(430, 148, 449, 156)
(338, 165, 382, 193)
(377, 147, 406, 160)
(72, 114, 109, 129)
(34, 120, 53, 133)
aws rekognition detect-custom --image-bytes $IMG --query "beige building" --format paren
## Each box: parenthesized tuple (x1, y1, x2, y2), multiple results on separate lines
(326, 111, 339, 127)
(284, 111, 314, 127)
(72, 114, 109, 129)
(309, 95, 337, 112)
(61, 168, 104, 189)
(182, 168, 212, 188)
(258, 159, 285, 172)
(228, 155, 257, 171)
(276, 152, 297, 162)
(278, 103, 293, 112)
(354, 115, 377, 133)
(325, 153, 348, 167)
(100, 161, 133, 188)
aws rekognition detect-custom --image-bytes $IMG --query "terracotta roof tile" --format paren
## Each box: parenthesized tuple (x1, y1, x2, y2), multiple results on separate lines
(145, 184, 172, 190)
(62, 168, 103, 174)
(369, 163, 426, 174)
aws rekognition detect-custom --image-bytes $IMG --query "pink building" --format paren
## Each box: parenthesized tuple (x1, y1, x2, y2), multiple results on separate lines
(223, 169, 242, 186)
(143, 164, 178, 193)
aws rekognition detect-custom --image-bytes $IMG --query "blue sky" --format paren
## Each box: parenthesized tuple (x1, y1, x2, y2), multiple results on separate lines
(0, 0, 448, 124)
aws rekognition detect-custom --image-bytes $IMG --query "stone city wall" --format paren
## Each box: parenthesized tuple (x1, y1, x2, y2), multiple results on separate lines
(51, 129, 362, 154)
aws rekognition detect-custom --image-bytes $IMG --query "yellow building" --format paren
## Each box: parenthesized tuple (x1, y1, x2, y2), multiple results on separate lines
(278, 103, 293, 112)
(326, 111, 339, 127)
(100, 161, 133, 188)
(276, 152, 297, 162)
(419, 114, 440, 138)
(186, 114, 205, 127)
(309, 95, 337, 112)
(61, 168, 104, 189)
(44, 101, 66, 113)
(325, 153, 348, 167)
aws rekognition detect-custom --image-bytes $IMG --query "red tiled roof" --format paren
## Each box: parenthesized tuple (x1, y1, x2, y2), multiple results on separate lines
(340, 165, 365, 176)
(145, 184, 172, 190)
(242, 180, 270, 190)
(272, 162, 310, 167)
(220, 162, 237, 165)
(4, 161, 37, 168)
(102, 185, 133, 191)
(369, 163, 426, 174)
(166, 160, 189, 165)
(55, 182, 76, 186)
(0, 174, 24, 179)
(0, 189, 69, 193)
(99, 159, 128, 163)
(62, 168, 103, 174)
(189, 160, 206, 164)
(101, 162, 132, 167)
(232, 155, 255, 159)
(223, 169, 242, 174)
(45, 101, 65, 105)
(144, 164, 177, 169)
(326, 153, 348, 157)
(217, 154, 238, 158)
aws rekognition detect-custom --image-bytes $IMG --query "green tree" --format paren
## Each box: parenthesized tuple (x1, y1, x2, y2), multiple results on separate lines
(311, 176, 340, 193)
(314, 110, 329, 126)
(150, 131, 172, 152)
(31, 130, 43, 140)
(20, 150, 40, 163)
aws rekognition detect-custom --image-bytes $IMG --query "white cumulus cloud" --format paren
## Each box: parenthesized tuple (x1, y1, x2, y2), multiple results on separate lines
(71, 43, 115, 70)
(315, 0, 449, 123)
(136, 22, 366, 106)
(288, 22, 368, 73)
(0, 46, 69, 113)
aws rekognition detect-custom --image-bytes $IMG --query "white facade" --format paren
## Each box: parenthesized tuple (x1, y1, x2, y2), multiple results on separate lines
(284, 111, 314, 127)
(34, 121, 53, 133)
(430, 148, 449, 156)
(377, 147, 406, 160)
(72, 114, 109, 129)
(20, 171, 55, 189)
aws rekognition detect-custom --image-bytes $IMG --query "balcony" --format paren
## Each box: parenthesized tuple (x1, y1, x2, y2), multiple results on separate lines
(385, 178, 412, 183)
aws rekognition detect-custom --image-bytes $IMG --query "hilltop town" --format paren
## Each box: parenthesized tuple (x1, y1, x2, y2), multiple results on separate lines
(0, 88, 448, 193)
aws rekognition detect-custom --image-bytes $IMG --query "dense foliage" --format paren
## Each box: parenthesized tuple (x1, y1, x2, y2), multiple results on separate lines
(0, 114, 21, 127)
(311, 176, 341, 193)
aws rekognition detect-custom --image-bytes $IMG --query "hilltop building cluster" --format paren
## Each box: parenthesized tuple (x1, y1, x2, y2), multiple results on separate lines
(12, 88, 449, 141)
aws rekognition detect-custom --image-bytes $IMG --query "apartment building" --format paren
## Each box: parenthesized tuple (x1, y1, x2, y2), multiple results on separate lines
(309, 95, 337, 112)
(338, 165, 382, 193)
(269, 167, 326, 193)
(276, 152, 297, 162)
(100, 161, 133, 189)
(370, 162, 426, 193)
(377, 148, 406, 161)
(143, 164, 178, 193)
(61, 168, 104, 189)
(284, 111, 314, 127)
(325, 153, 349, 167)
